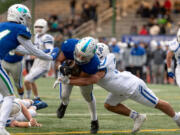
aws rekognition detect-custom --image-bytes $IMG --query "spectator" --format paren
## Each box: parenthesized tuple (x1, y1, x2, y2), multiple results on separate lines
(124, 42, 132, 72)
(90, 1, 98, 23)
(109, 38, 123, 71)
(70, 0, 76, 17)
(149, 24, 160, 35)
(164, 0, 172, 12)
(151, 0, 160, 18)
(139, 25, 148, 35)
(174, 0, 180, 13)
(129, 42, 146, 79)
(152, 42, 166, 84)
(130, 25, 138, 35)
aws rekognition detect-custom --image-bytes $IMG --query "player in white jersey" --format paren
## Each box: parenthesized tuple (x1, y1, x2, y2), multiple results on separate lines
(0, 95, 41, 128)
(57, 43, 180, 133)
(24, 19, 54, 100)
(166, 28, 180, 86)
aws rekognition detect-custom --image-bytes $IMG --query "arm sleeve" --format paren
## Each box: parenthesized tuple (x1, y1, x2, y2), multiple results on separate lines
(17, 36, 53, 60)
(15, 45, 32, 55)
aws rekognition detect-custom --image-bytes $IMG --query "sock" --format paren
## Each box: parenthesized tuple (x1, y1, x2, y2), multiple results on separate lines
(129, 110, 139, 120)
(26, 90, 31, 99)
(19, 92, 24, 99)
(0, 96, 14, 127)
(87, 96, 97, 121)
(173, 112, 180, 121)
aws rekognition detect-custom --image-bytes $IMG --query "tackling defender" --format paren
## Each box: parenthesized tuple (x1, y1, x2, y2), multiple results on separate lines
(0, 4, 59, 135)
(57, 43, 180, 133)
(56, 37, 99, 134)
(24, 18, 54, 100)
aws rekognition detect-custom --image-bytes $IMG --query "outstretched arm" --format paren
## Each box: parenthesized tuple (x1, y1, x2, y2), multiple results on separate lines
(17, 36, 53, 60)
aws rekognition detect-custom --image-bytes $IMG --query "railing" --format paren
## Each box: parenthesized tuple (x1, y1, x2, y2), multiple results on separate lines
(72, 0, 137, 37)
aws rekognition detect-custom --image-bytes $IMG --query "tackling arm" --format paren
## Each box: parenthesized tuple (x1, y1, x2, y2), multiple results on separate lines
(69, 70, 105, 86)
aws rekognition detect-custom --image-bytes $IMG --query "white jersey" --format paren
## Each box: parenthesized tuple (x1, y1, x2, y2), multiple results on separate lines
(168, 38, 180, 65)
(97, 53, 139, 96)
(32, 34, 54, 70)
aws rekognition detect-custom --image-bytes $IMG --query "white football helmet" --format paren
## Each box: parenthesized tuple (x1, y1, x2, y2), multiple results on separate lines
(96, 43, 110, 60)
(7, 4, 31, 26)
(34, 19, 48, 35)
(177, 28, 180, 43)
(74, 37, 97, 65)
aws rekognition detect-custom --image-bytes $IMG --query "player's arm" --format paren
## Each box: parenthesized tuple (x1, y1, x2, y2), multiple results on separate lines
(69, 70, 105, 86)
(9, 120, 30, 127)
(17, 36, 53, 60)
(166, 50, 174, 71)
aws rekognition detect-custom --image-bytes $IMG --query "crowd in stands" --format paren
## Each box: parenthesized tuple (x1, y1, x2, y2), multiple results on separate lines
(99, 37, 175, 84)
(130, 0, 180, 35)
(47, 0, 98, 40)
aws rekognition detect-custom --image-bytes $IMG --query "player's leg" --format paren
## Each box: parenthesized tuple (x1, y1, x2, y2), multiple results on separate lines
(130, 79, 180, 127)
(24, 68, 48, 99)
(104, 93, 146, 133)
(57, 84, 73, 118)
(0, 65, 15, 134)
(80, 85, 99, 134)
(10, 61, 24, 99)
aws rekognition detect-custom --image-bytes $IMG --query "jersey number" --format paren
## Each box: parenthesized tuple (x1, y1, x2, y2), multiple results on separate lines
(0, 30, 11, 40)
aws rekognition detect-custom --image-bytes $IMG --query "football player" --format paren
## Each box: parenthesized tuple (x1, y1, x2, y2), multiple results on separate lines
(24, 18, 54, 100)
(57, 43, 180, 133)
(0, 4, 59, 134)
(167, 28, 180, 86)
(56, 37, 100, 134)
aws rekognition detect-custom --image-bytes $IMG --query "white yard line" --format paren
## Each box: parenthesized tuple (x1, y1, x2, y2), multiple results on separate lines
(38, 112, 165, 116)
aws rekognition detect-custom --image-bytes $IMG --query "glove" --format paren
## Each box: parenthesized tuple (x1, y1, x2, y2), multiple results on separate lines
(59, 76, 70, 84)
(167, 68, 175, 78)
(50, 47, 60, 60)
(58, 65, 72, 76)
(43, 49, 51, 53)
(53, 78, 60, 88)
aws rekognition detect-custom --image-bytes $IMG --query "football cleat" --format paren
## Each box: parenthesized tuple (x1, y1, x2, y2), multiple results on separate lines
(56, 103, 68, 119)
(0, 127, 10, 135)
(90, 120, 99, 134)
(132, 114, 146, 133)
(175, 112, 180, 127)
(33, 100, 48, 110)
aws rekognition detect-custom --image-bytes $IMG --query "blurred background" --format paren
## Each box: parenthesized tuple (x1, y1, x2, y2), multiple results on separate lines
(0, 0, 179, 84)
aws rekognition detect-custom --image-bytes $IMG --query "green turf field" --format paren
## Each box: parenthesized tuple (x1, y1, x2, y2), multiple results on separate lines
(8, 77, 180, 135)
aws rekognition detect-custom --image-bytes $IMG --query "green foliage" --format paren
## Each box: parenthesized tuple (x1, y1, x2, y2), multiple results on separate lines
(0, 0, 24, 14)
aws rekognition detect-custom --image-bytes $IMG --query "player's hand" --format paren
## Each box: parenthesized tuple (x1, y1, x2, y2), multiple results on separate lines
(43, 49, 51, 53)
(59, 76, 70, 84)
(50, 47, 60, 60)
(30, 118, 37, 127)
(53, 78, 60, 88)
(58, 65, 72, 76)
(167, 68, 175, 78)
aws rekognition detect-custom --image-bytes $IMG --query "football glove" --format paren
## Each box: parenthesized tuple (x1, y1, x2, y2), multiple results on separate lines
(167, 68, 175, 78)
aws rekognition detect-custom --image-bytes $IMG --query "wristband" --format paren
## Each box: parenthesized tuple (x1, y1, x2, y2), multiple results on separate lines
(167, 68, 172, 72)
(28, 122, 31, 127)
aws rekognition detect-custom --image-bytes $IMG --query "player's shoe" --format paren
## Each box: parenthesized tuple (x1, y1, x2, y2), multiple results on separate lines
(0, 127, 10, 135)
(90, 120, 99, 134)
(33, 100, 48, 110)
(175, 112, 180, 127)
(132, 114, 146, 133)
(56, 103, 67, 119)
